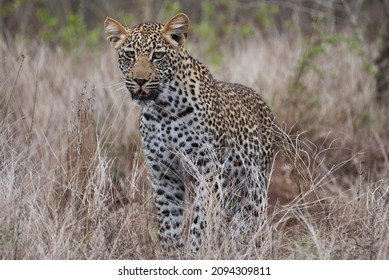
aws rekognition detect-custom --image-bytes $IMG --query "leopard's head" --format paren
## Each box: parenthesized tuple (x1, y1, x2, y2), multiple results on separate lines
(104, 13, 189, 103)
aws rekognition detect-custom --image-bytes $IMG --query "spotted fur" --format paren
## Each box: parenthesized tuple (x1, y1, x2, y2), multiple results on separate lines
(104, 13, 275, 254)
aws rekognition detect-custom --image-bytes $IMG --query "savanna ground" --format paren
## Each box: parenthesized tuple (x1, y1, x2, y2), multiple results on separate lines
(1, 4, 388, 259)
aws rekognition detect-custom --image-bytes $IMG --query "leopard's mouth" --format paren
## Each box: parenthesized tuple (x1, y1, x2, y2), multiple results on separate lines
(131, 89, 158, 101)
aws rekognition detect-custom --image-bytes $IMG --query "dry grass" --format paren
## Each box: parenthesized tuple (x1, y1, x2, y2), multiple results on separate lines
(0, 33, 388, 259)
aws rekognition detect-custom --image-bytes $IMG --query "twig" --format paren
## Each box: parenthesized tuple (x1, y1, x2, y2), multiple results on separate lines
(2, 54, 25, 122)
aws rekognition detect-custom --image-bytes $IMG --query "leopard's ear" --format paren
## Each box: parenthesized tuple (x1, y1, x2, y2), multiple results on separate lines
(104, 17, 129, 51)
(161, 13, 189, 48)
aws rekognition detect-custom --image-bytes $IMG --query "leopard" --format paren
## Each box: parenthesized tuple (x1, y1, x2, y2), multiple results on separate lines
(104, 13, 275, 254)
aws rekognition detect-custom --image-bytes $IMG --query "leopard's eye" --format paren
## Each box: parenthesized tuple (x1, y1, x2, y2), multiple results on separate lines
(152, 52, 165, 60)
(123, 50, 135, 59)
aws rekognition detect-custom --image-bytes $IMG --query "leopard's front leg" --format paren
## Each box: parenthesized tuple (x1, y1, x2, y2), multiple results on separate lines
(148, 162, 185, 252)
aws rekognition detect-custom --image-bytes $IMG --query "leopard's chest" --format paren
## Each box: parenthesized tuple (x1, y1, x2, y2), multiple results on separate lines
(139, 85, 214, 166)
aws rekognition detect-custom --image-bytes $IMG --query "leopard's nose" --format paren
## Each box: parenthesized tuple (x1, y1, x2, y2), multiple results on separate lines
(134, 78, 148, 87)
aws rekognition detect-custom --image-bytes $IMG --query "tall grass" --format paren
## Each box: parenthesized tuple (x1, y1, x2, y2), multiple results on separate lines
(0, 33, 387, 259)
